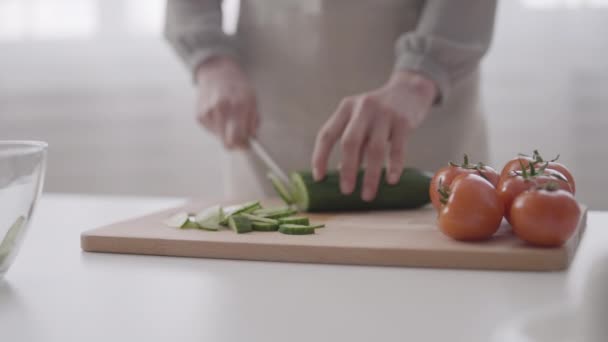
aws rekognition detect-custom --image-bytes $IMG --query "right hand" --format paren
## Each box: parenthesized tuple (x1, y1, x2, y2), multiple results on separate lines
(195, 57, 259, 149)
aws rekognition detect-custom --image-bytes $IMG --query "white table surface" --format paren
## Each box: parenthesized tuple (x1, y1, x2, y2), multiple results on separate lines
(1, 194, 606, 342)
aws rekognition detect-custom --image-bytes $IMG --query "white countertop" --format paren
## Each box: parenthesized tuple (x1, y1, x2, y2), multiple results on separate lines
(1, 194, 606, 342)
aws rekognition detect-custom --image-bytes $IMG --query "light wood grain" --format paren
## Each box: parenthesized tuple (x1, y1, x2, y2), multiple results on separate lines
(81, 199, 587, 271)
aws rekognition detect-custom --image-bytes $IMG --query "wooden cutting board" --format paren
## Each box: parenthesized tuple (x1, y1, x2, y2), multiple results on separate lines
(81, 199, 587, 271)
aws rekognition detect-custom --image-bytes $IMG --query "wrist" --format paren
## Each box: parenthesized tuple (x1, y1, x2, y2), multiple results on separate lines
(388, 70, 438, 104)
(196, 56, 242, 83)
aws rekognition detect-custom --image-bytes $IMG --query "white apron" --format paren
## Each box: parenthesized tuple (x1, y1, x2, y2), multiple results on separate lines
(224, 0, 488, 199)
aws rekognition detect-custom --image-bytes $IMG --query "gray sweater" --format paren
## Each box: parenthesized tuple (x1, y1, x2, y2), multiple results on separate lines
(164, 0, 497, 102)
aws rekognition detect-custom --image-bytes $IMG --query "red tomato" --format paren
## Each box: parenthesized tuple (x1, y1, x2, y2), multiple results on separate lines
(500, 156, 535, 179)
(497, 166, 572, 223)
(430, 155, 500, 210)
(510, 188, 581, 247)
(500, 151, 576, 194)
(543, 162, 576, 194)
(437, 173, 504, 241)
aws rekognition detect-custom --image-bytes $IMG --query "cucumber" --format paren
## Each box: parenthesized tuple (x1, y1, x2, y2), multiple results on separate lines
(252, 221, 279, 231)
(221, 201, 262, 225)
(252, 207, 289, 217)
(289, 168, 431, 212)
(240, 213, 279, 225)
(278, 224, 315, 235)
(165, 212, 189, 228)
(194, 205, 223, 231)
(181, 219, 200, 229)
(267, 172, 294, 205)
(265, 208, 298, 219)
(278, 216, 309, 225)
(228, 215, 253, 234)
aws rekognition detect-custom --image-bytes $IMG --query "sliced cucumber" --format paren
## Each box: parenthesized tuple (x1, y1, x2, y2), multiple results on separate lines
(267, 172, 294, 205)
(228, 215, 253, 234)
(252, 207, 289, 217)
(278, 224, 315, 235)
(166, 201, 325, 236)
(240, 213, 279, 225)
(181, 219, 200, 229)
(165, 212, 189, 229)
(264, 208, 298, 219)
(252, 221, 279, 231)
(220, 201, 262, 225)
(194, 205, 223, 231)
(278, 216, 309, 225)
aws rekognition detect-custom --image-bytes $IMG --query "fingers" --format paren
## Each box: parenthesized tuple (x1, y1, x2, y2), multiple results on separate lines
(249, 108, 260, 138)
(232, 103, 251, 148)
(386, 115, 409, 184)
(361, 117, 390, 201)
(199, 98, 258, 150)
(312, 98, 352, 181)
(339, 98, 375, 195)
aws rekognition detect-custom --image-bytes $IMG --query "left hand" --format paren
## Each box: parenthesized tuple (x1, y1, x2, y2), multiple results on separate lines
(311, 70, 437, 201)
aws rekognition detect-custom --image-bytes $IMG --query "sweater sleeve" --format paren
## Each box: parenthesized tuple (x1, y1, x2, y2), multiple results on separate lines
(164, 0, 238, 81)
(394, 0, 497, 103)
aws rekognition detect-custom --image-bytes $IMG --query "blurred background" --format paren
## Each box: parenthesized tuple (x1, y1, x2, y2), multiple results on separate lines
(0, 0, 606, 209)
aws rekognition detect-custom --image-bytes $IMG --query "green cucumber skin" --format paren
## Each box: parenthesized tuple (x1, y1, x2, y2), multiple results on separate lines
(228, 215, 253, 234)
(252, 222, 279, 231)
(292, 168, 431, 212)
(265, 209, 298, 219)
(278, 224, 315, 235)
(241, 213, 279, 225)
(253, 207, 290, 217)
(278, 216, 309, 225)
(220, 201, 261, 225)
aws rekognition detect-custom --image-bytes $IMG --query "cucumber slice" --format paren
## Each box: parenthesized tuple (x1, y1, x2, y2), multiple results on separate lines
(240, 213, 279, 225)
(264, 208, 298, 219)
(181, 219, 200, 229)
(252, 221, 279, 231)
(194, 205, 223, 231)
(252, 207, 289, 217)
(278, 224, 315, 235)
(278, 216, 309, 225)
(221, 201, 262, 225)
(0, 216, 26, 262)
(267, 172, 294, 205)
(307, 223, 325, 229)
(228, 215, 252, 234)
(194, 205, 220, 222)
(165, 212, 189, 228)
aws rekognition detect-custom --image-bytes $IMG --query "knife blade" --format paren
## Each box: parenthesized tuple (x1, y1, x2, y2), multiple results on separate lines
(249, 138, 292, 187)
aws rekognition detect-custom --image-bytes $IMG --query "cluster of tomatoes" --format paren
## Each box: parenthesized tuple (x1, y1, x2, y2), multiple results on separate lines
(430, 151, 580, 247)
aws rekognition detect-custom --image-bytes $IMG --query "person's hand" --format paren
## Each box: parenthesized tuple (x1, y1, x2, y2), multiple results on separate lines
(312, 70, 437, 201)
(196, 56, 259, 149)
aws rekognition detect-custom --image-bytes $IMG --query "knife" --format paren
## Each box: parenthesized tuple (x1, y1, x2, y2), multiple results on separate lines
(249, 138, 292, 188)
